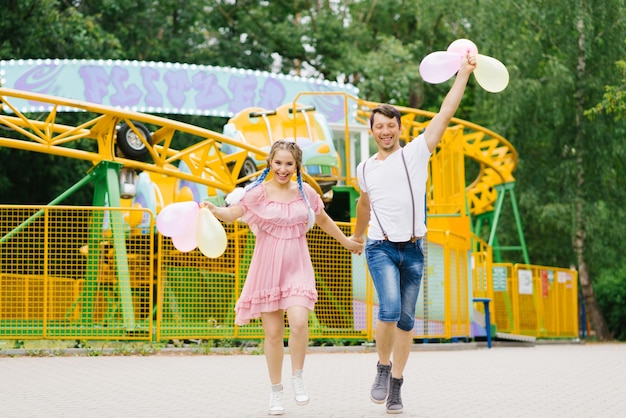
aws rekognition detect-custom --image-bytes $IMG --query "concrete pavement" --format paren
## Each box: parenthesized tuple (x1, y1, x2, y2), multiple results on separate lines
(1, 342, 625, 417)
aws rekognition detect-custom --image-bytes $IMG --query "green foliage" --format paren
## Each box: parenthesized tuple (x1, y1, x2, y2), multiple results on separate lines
(0, 147, 94, 205)
(0, 0, 122, 59)
(357, 35, 421, 106)
(76, 0, 218, 63)
(585, 61, 626, 122)
(466, 0, 626, 274)
(595, 267, 626, 340)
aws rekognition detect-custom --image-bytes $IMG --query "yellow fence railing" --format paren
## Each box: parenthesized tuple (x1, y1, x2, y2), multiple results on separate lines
(489, 263, 579, 338)
(0, 206, 578, 342)
(0, 205, 154, 340)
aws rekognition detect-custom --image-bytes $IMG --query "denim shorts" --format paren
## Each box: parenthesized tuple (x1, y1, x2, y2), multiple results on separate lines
(365, 238, 425, 332)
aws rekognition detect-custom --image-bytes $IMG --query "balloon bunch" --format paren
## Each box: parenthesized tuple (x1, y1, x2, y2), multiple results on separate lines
(419, 39, 509, 93)
(156, 201, 227, 258)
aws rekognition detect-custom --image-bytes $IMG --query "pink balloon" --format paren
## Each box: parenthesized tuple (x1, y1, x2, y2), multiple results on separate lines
(447, 38, 479, 56)
(419, 51, 462, 84)
(156, 201, 199, 237)
(171, 227, 198, 252)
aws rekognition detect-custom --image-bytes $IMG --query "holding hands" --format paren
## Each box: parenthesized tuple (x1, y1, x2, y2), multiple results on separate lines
(345, 237, 364, 255)
(348, 235, 364, 255)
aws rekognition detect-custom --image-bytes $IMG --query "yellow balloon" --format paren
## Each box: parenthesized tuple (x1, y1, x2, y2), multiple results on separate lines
(196, 207, 228, 258)
(474, 54, 509, 93)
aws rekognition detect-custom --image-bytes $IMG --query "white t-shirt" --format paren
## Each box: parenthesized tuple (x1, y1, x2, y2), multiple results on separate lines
(356, 134, 431, 241)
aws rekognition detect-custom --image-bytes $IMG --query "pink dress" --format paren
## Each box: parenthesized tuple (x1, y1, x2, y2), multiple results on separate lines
(234, 182, 324, 325)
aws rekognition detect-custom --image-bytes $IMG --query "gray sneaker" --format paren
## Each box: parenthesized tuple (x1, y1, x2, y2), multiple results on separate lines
(370, 362, 392, 404)
(386, 376, 403, 414)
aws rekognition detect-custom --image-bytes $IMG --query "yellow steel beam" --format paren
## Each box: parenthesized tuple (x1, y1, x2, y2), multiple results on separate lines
(0, 87, 323, 197)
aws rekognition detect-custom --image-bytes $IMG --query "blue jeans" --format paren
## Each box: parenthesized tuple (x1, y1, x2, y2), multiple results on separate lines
(365, 238, 425, 332)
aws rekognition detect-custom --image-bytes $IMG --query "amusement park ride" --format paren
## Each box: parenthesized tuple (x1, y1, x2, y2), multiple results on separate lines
(0, 53, 578, 343)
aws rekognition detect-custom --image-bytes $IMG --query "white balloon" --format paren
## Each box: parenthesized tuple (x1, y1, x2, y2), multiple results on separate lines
(474, 54, 510, 93)
(196, 207, 228, 258)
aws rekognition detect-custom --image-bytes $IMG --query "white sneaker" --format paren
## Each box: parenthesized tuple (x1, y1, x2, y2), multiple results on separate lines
(268, 384, 284, 415)
(291, 369, 310, 406)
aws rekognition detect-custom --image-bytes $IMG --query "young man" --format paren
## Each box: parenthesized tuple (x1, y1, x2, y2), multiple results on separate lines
(350, 53, 477, 414)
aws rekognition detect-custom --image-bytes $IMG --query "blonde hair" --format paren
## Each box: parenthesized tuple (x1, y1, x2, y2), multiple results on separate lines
(228, 140, 314, 228)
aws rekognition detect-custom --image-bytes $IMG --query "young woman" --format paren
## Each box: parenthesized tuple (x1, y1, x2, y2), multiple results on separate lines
(202, 140, 363, 415)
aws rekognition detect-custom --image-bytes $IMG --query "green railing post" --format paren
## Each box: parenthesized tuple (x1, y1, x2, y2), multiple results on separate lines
(471, 182, 529, 264)
(102, 162, 136, 331)
(78, 161, 136, 330)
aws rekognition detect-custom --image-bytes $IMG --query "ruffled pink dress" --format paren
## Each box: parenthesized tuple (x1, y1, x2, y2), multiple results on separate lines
(234, 182, 324, 325)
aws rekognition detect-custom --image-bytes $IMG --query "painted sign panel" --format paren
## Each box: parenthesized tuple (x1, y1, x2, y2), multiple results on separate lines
(0, 59, 359, 123)
(518, 269, 533, 295)
(492, 266, 508, 291)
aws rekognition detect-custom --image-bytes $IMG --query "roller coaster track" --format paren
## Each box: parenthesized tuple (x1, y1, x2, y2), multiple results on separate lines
(0, 87, 325, 199)
(0, 87, 516, 218)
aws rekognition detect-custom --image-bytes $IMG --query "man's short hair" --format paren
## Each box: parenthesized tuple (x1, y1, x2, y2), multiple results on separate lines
(369, 104, 401, 129)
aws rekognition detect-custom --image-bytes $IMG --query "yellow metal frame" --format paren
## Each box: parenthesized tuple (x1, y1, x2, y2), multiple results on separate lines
(0, 88, 322, 195)
(0, 88, 578, 344)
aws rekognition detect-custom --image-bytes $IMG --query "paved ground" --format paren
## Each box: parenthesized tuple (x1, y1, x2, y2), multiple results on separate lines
(1, 342, 625, 417)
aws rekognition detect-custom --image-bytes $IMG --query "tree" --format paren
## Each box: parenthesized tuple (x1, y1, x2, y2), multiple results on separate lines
(75, 0, 213, 63)
(585, 60, 626, 121)
(0, 0, 123, 205)
(465, 0, 626, 340)
(0, 0, 122, 59)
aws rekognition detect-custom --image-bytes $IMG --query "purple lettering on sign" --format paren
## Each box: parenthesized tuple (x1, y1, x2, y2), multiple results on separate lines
(109, 66, 142, 107)
(257, 78, 286, 110)
(192, 71, 229, 110)
(309, 84, 346, 123)
(79, 66, 110, 104)
(228, 75, 257, 113)
(141, 66, 163, 107)
(15, 64, 62, 106)
(164, 69, 191, 109)
(4, 59, 357, 122)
